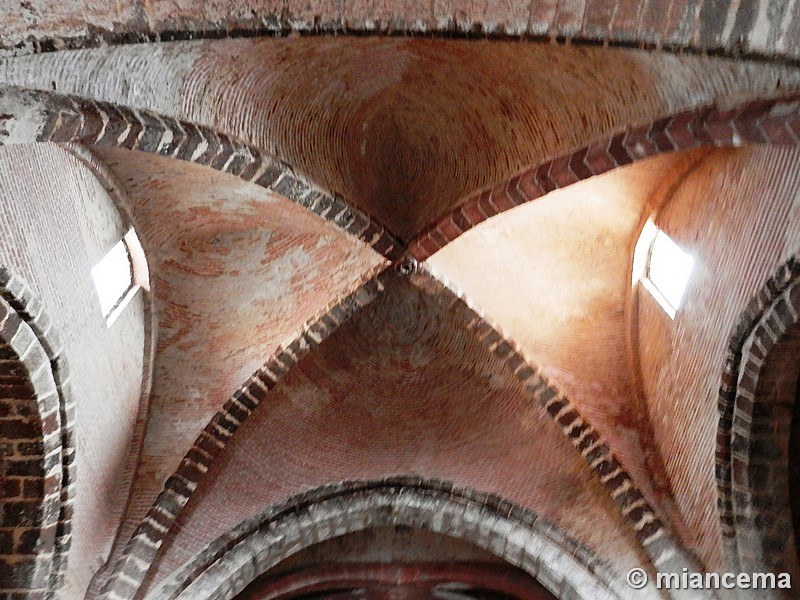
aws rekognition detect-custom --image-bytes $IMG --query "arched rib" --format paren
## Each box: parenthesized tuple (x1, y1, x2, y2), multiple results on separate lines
(0, 268, 75, 597)
(716, 253, 800, 572)
(101, 265, 396, 600)
(147, 478, 626, 600)
(418, 266, 697, 576)
(409, 95, 800, 261)
(3, 3, 800, 67)
(0, 84, 402, 260)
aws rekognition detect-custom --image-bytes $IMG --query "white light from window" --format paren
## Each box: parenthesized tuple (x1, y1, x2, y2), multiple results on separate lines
(92, 239, 133, 319)
(90, 228, 149, 327)
(643, 230, 694, 319)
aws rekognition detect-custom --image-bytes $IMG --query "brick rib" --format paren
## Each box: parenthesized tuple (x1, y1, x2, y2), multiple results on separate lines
(4, 5, 800, 65)
(408, 95, 800, 261)
(100, 265, 395, 600)
(148, 478, 624, 600)
(715, 254, 800, 571)
(0, 84, 403, 261)
(0, 267, 75, 597)
(419, 267, 697, 575)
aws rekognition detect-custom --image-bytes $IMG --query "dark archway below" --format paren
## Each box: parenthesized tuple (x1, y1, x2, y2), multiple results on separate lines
(789, 366, 800, 564)
(236, 526, 556, 600)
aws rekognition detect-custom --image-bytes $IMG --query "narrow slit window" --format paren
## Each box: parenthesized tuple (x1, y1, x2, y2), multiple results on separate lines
(91, 229, 148, 326)
(92, 239, 133, 317)
(642, 230, 694, 319)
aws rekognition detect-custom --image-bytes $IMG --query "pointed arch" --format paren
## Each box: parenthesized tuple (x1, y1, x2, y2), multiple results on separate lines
(0, 268, 75, 596)
(716, 254, 800, 573)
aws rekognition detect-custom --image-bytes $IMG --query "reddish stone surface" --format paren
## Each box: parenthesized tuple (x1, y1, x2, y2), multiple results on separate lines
(146, 274, 645, 591)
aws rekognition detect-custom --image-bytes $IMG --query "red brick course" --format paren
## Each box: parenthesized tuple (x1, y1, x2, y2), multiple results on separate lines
(716, 254, 800, 576)
(0, 85, 402, 261)
(409, 95, 800, 261)
(0, 268, 75, 597)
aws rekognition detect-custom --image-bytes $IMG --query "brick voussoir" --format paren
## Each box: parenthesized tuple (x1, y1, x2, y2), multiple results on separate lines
(1, 85, 404, 257)
(407, 94, 800, 262)
(0, 270, 74, 595)
(106, 267, 393, 598)
(716, 254, 800, 575)
(421, 269, 682, 571)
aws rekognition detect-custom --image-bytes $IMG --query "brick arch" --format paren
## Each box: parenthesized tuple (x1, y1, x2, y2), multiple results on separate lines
(419, 268, 695, 575)
(408, 94, 800, 261)
(101, 266, 394, 600)
(3, 1, 800, 65)
(104, 264, 702, 600)
(145, 478, 628, 600)
(716, 254, 800, 574)
(0, 84, 402, 260)
(0, 268, 75, 596)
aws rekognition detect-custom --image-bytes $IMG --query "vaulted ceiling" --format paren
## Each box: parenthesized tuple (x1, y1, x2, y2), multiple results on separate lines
(3, 3, 800, 600)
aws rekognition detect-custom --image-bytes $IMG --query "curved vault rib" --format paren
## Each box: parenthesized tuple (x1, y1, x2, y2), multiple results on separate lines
(83, 143, 391, 598)
(111, 265, 702, 600)
(3, 2, 800, 65)
(5, 39, 798, 243)
(419, 267, 697, 576)
(0, 84, 403, 260)
(139, 268, 655, 596)
(101, 265, 396, 600)
(409, 94, 800, 261)
(716, 254, 800, 573)
(148, 478, 627, 600)
(0, 269, 74, 596)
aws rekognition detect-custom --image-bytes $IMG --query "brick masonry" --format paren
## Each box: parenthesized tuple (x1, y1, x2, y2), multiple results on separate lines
(0, 268, 75, 598)
(3, 37, 794, 244)
(419, 269, 698, 578)
(0, 85, 402, 261)
(716, 254, 800, 575)
(0, 14, 797, 597)
(146, 478, 626, 600)
(53, 143, 157, 600)
(102, 266, 703, 600)
(100, 266, 394, 600)
(409, 94, 800, 261)
(145, 268, 650, 591)
(2, 0, 800, 65)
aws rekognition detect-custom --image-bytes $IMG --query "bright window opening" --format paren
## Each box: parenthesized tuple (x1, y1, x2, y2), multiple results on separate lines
(640, 229, 694, 319)
(91, 228, 149, 326)
(92, 239, 132, 317)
